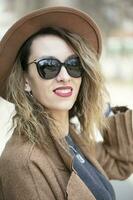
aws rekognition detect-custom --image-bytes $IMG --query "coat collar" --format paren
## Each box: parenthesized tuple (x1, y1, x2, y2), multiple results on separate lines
(66, 171, 96, 200)
(52, 125, 108, 178)
(52, 126, 100, 200)
(70, 126, 108, 178)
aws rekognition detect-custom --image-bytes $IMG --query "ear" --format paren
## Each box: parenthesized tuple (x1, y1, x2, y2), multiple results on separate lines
(24, 73, 31, 92)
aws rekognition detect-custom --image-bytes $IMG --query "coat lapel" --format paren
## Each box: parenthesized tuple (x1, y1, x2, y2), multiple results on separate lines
(66, 171, 96, 200)
(52, 127, 106, 199)
(53, 135, 96, 199)
(53, 136, 73, 171)
(70, 126, 108, 178)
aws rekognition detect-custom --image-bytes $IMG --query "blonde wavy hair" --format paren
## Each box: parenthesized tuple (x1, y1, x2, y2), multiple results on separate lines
(6, 27, 107, 152)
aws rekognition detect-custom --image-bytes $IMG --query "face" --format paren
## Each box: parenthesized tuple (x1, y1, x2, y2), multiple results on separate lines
(24, 34, 82, 114)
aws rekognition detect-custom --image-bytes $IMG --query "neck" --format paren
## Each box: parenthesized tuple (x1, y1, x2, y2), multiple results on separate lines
(51, 110, 69, 138)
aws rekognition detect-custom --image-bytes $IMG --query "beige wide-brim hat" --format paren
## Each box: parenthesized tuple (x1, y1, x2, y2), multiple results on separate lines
(0, 6, 102, 97)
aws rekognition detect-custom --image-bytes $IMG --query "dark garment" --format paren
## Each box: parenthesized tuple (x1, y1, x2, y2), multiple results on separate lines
(65, 134, 116, 200)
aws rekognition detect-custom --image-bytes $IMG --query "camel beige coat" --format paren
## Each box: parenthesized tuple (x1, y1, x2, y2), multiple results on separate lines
(0, 109, 132, 200)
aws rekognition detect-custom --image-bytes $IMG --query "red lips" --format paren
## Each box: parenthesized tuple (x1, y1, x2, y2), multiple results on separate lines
(53, 86, 73, 97)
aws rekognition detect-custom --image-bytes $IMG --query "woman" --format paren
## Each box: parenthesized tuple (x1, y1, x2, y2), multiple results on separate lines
(0, 6, 132, 200)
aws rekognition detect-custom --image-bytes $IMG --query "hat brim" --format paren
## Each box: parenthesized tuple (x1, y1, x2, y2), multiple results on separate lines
(0, 6, 102, 97)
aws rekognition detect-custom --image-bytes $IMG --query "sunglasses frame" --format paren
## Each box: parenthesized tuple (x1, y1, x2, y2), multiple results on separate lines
(28, 55, 83, 79)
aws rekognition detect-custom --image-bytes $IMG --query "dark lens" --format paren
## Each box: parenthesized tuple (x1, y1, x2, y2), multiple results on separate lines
(37, 58, 60, 79)
(65, 57, 82, 78)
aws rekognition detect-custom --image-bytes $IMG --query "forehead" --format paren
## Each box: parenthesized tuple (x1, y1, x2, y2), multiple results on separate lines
(29, 34, 75, 61)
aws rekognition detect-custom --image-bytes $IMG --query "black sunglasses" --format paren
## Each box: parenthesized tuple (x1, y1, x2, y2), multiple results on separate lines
(28, 55, 83, 79)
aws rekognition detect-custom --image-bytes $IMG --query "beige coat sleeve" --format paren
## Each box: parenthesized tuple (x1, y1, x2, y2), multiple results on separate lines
(96, 109, 133, 180)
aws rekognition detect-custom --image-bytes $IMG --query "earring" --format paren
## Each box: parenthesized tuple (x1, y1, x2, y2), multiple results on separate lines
(25, 82, 33, 97)
(28, 90, 33, 97)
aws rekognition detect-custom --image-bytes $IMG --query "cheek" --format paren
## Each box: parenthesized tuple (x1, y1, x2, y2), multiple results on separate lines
(33, 85, 53, 108)
(29, 78, 52, 102)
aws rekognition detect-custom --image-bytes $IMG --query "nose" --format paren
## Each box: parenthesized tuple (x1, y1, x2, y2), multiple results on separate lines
(56, 66, 71, 82)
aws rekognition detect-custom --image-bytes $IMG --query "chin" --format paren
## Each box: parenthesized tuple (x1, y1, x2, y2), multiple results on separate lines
(50, 103, 74, 111)
(54, 106, 73, 111)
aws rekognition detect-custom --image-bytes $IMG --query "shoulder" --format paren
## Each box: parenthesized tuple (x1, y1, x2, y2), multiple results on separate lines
(0, 133, 60, 199)
(0, 134, 31, 170)
(0, 131, 65, 176)
(0, 133, 49, 173)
